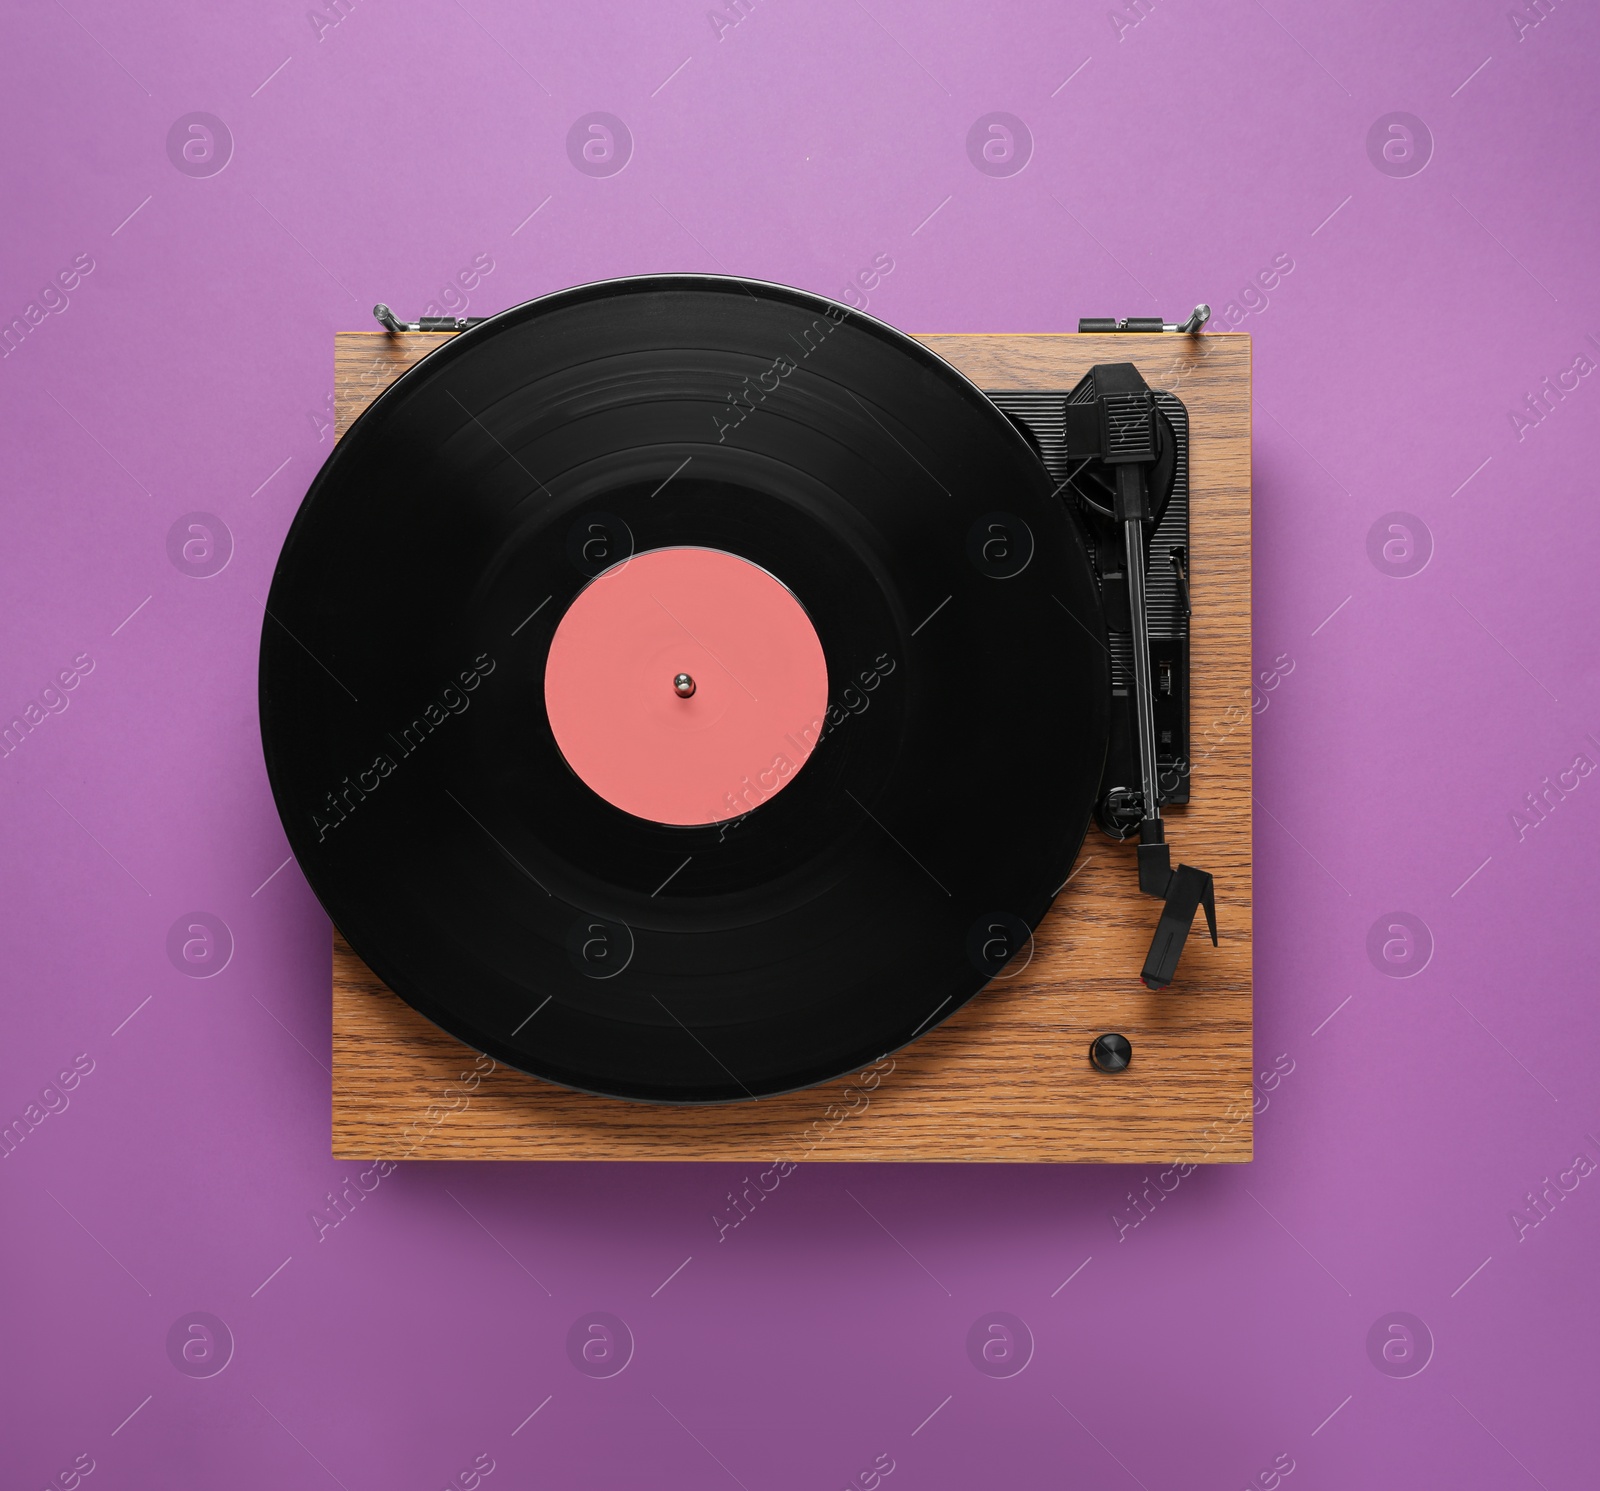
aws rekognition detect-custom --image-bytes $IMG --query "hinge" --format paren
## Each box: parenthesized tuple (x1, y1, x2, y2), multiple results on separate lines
(373, 303, 488, 334)
(1078, 304, 1210, 335)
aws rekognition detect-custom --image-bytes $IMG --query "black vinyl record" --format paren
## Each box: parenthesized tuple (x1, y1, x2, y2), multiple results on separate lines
(260, 275, 1110, 1103)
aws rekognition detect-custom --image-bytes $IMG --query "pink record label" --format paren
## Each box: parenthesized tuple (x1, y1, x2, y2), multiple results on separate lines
(544, 547, 829, 826)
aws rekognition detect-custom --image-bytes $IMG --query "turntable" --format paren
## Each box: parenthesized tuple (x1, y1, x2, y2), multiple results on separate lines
(259, 277, 1252, 1162)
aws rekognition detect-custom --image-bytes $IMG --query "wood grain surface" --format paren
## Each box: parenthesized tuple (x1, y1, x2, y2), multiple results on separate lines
(328, 330, 1253, 1162)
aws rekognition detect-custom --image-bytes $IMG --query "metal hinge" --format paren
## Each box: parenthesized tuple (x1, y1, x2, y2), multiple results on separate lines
(372, 303, 488, 334)
(1078, 304, 1211, 335)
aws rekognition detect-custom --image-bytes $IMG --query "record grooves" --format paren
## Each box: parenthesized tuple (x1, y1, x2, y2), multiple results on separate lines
(262, 276, 1112, 1103)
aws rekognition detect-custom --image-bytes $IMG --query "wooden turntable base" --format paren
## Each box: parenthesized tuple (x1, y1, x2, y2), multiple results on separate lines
(327, 330, 1252, 1163)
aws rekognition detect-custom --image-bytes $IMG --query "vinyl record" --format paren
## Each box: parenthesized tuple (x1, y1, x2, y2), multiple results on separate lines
(260, 275, 1110, 1102)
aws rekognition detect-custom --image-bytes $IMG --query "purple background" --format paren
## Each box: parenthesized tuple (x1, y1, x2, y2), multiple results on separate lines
(3, 1, 1597, 1486)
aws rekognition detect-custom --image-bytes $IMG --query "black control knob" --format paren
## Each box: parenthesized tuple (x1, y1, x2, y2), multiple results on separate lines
(1089, 1033, 1132, 1073)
